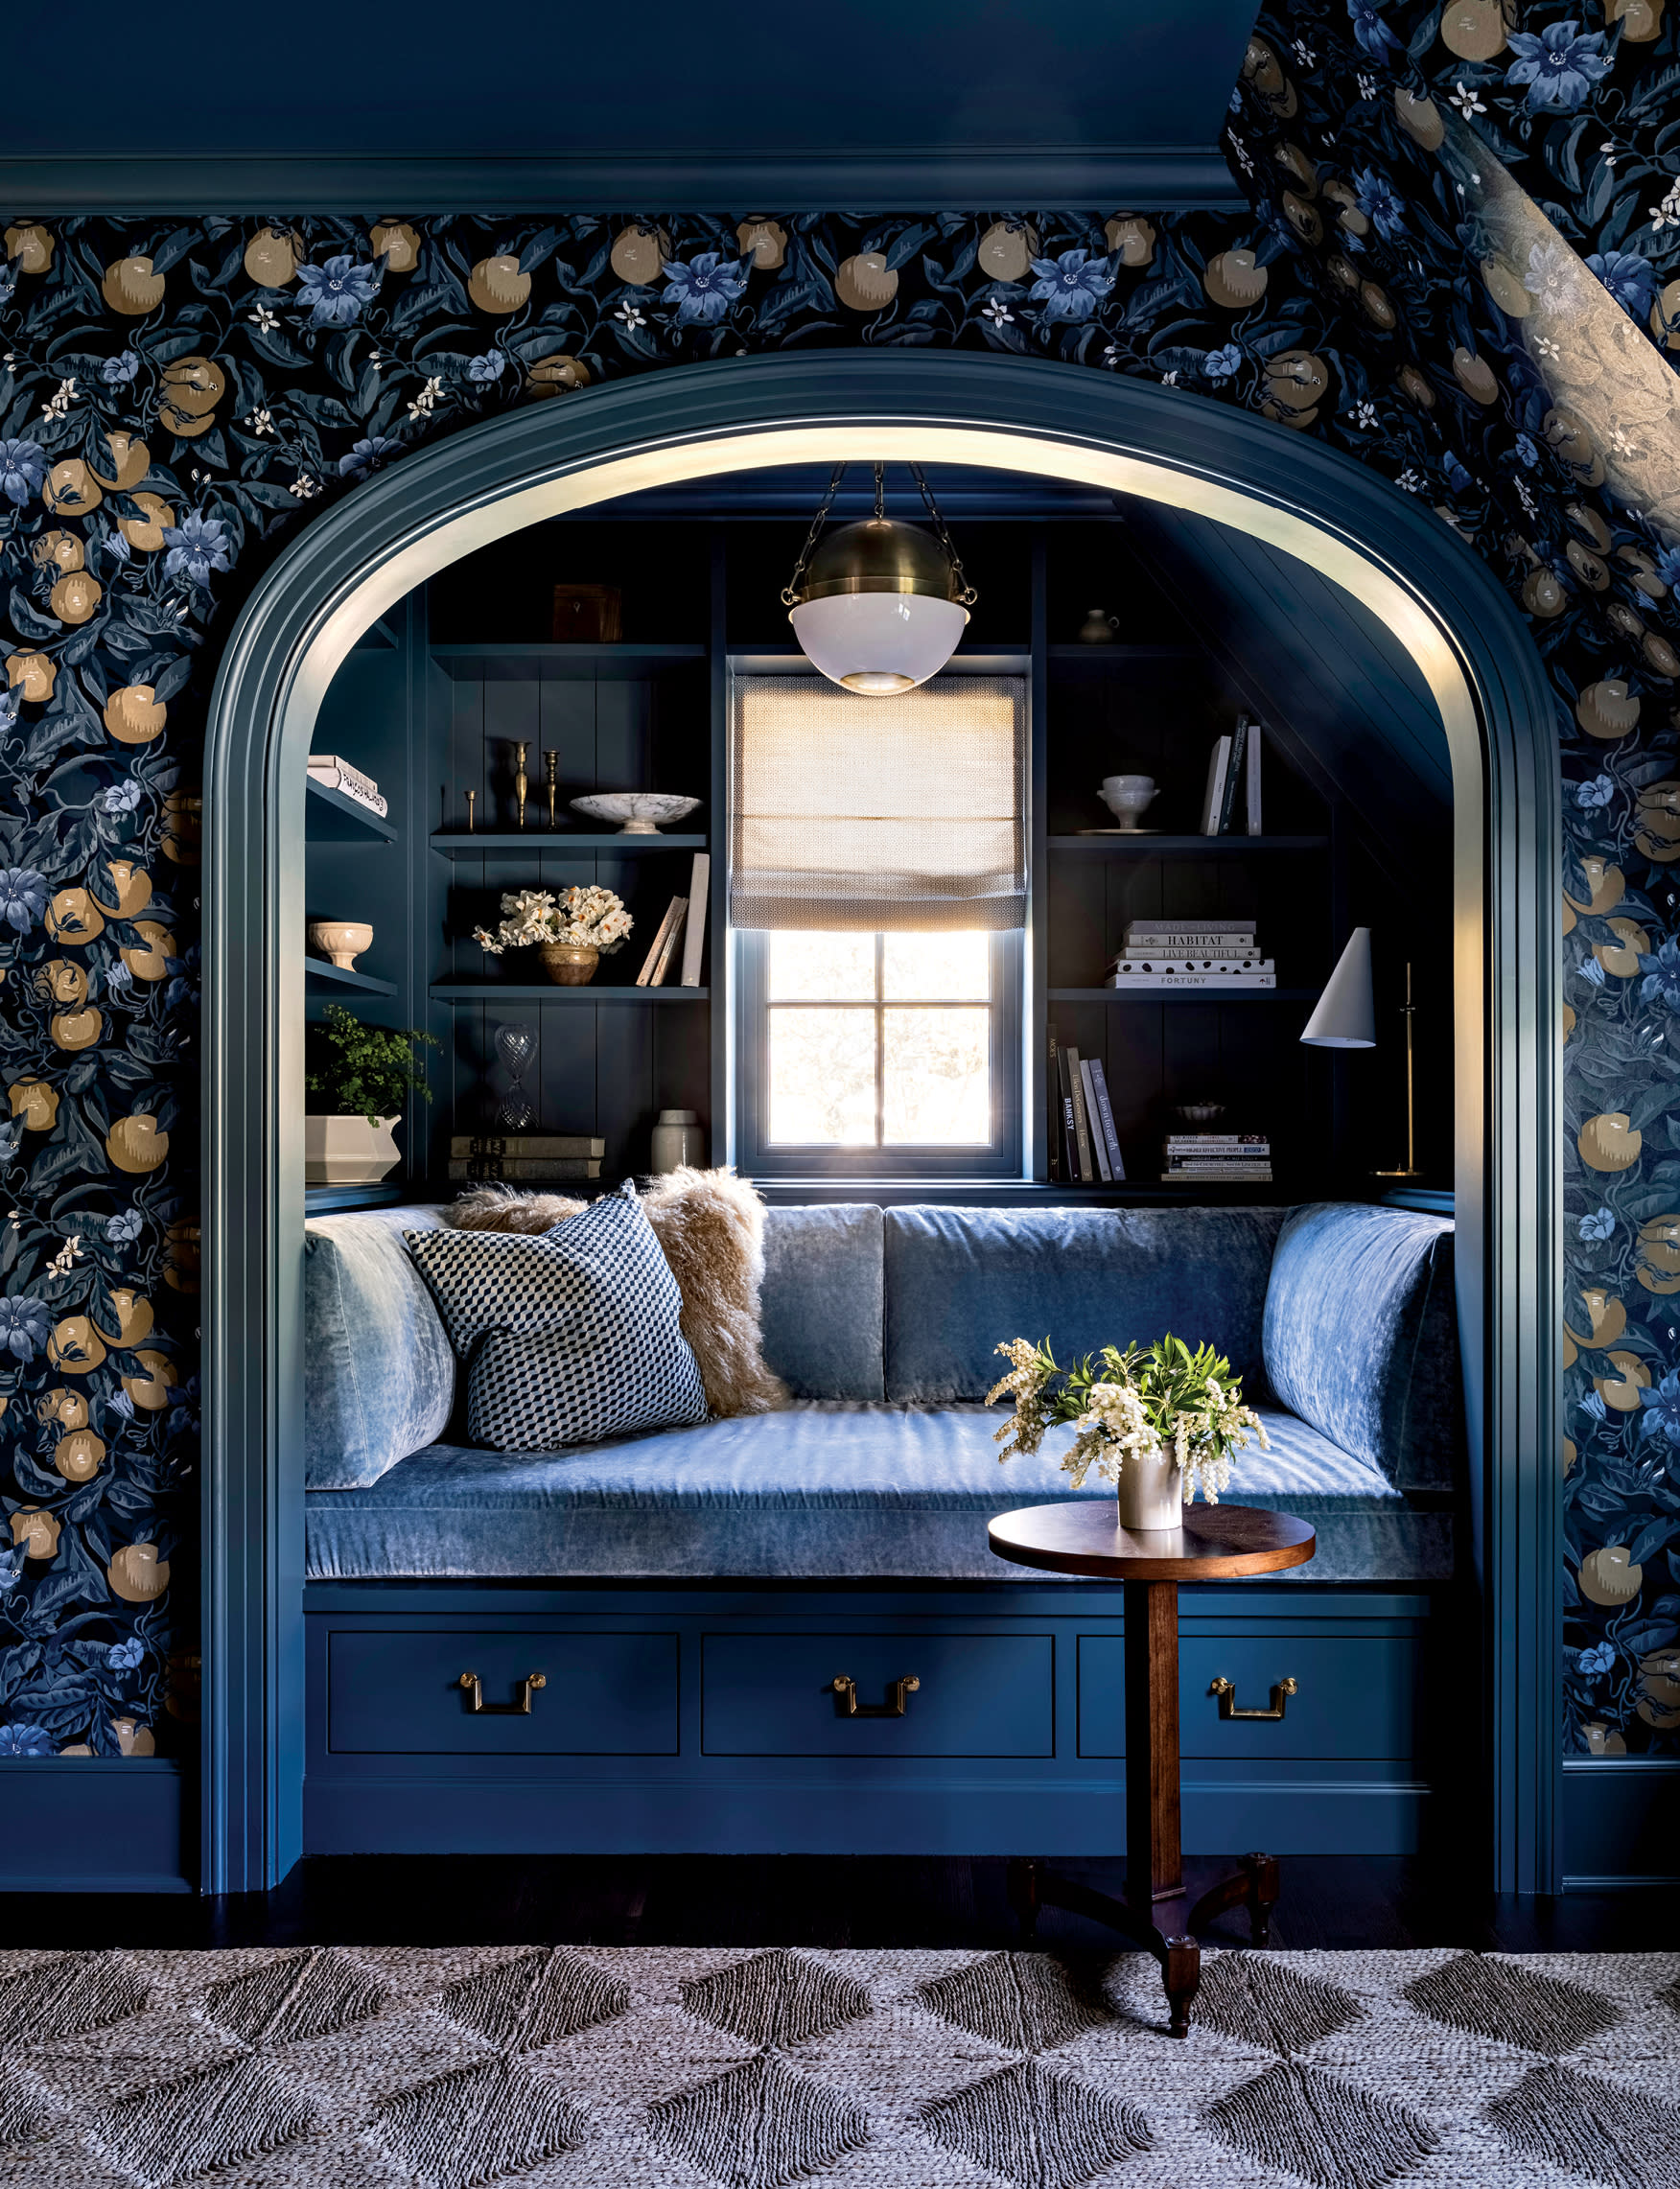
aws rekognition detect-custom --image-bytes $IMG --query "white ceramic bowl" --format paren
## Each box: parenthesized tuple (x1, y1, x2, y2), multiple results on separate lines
(570, 793, 701, 835)
(1099, 775, 1157, 828)
(308, 920, 374, 968)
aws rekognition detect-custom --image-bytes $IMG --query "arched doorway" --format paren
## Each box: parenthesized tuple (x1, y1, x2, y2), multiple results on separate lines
(202, 352, 1559, 1896)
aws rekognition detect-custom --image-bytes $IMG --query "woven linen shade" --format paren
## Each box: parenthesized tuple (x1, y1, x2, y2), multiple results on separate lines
(730, 673, 1027, 931)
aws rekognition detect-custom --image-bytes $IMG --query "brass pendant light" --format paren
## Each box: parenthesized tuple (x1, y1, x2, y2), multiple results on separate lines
(782, 461, 978, 695)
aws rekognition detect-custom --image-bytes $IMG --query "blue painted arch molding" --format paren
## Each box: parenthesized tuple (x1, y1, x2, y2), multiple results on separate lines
(203, 352, 1560, 1894)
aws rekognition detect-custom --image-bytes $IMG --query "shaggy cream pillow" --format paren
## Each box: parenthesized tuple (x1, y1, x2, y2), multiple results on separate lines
(450, 1167, 789, 1419)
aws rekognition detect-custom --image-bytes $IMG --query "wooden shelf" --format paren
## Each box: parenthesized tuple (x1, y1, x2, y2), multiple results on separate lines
(429, 643, 707, 682)
(430, 984, 709, 1002)
(1047, 643, 1200, 664)
(1046, 834, 1329, 852)
(1049, 988, 1316, 1003)
(306, 960, 398, 997)
(305, 1182, 410, 1214)
(430, 833, 707, 855)
(306, 779, 397, 844)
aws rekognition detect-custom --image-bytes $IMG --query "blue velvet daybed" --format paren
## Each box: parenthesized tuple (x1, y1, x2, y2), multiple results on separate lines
(299, 1200, 1460, 1859)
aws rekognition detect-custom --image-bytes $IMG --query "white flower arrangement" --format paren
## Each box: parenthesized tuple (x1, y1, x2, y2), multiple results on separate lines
(988, 1333, 1266, 1505)
(473, 885, 634, 956)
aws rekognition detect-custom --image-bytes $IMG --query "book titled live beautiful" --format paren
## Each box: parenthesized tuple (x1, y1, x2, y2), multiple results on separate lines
(448, 1157, 602, 1180)
(451, 1136, 605, 1158)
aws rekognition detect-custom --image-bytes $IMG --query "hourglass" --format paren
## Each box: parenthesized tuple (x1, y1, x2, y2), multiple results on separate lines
(493, 1023, 537, 1130)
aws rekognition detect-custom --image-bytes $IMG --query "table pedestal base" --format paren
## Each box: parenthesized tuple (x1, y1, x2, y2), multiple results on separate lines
(1008, 1851, 1279, 2038)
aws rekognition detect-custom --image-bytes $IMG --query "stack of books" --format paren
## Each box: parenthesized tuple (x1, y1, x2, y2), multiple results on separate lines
(448, 1134, 604, 1182)
(1199, 715, 1262, 836)
(1162, 1133, 1272, 1185)
(1048, 1025, 1126, 1182)
(637, 852, 711, 987)
(1106, 918, 1274, 992)
(308, 753, 387, 819)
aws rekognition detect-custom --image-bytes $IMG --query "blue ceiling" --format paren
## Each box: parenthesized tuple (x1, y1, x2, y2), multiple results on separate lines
(2, 0, 1259, 209)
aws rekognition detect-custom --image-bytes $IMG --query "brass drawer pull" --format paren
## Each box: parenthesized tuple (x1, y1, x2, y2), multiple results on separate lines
(458, 1671, 547, 1715)
(1210, 1676, 1297, 1722)
(830, 1674, 920, 1718)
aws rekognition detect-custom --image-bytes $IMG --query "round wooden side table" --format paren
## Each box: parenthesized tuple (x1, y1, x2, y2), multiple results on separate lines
(989, 1499, 1317, 2038)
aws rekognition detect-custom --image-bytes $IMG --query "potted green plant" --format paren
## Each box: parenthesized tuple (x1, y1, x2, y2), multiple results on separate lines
(304, 1005, 438, 1185)
(989, 1332, 1267, 1530)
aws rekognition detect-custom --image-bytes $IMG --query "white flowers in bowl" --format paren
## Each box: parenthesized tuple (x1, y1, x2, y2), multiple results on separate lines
(472, 886, 634, 956)
(989, 1333, 1265, 1506)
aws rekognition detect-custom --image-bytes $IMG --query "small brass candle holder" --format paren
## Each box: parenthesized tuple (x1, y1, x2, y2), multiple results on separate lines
(513, 741, 528, 830)
(465, 789, 476, 834)
(544, 749, 559, 829)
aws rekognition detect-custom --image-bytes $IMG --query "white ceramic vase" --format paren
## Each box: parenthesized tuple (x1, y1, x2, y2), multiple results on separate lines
(305, 1114, 401, 1185)
(1117, 1447, 1187, 1531)
(650, 1108, 706, 1174)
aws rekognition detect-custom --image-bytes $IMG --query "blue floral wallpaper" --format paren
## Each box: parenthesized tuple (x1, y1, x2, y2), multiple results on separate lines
(0, 0, 1675, 1767)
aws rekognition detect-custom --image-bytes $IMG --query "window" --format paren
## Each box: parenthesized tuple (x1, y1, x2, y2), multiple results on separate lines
(736, 927, 1022, 1178)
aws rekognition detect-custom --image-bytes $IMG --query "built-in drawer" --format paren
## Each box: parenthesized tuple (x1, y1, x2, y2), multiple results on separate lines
(327, 1630, 680, 1755)
(702, 1633, 1053, 1758)
(1077, 1632, 1422, 1761)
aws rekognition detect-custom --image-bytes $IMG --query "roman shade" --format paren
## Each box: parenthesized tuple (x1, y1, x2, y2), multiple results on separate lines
(730, 673, 1027, 930)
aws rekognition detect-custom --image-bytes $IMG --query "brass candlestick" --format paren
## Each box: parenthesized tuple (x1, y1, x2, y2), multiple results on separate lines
(1372, 961, 1422, 1179)
(465, 789, 476, 834)
(513, 741, 528, 830)
(544, 749, 558, 829)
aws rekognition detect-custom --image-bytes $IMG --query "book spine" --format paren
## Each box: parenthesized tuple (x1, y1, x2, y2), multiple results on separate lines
(309, 771, 388, 817)
(1218, 718, 1248, 836)
(1108, 959, 1272, 976)
(1107, 973, 1276, 990)
(1056, 1045, 1082, 1179)
(448, 1158, 601, 1179)
(1201, 736, 1231, 835)
(1066, 1047, 1095, 1182)
(636, 897, 681, 986)
(651, 900, 688, 986)
(1165, 1161, 1274, 1175)
(450, 1136, 605, 1157)
(1246, 718, 1263, 836)
(310, 757, 382, 802)
(1079, 1060, 1112, 1180)
(1161, 1171, 1272, 1182)
(1086, 1058, 1126, 1181)
(680, 852, 710, 986)
(1122, 934, 1258, 952)
(1126, 918, 1257, 937)
(1047, 1021, 1062, 1180)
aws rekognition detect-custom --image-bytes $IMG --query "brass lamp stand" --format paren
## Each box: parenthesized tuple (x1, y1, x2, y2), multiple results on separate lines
(1372, 962, 1422, 1180)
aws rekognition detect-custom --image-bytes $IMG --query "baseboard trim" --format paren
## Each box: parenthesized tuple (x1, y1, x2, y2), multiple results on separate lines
(306, 1776, 1428, 1858)
(0, 1758, 188, 1892)
(1562, 1757, 1680, 1886)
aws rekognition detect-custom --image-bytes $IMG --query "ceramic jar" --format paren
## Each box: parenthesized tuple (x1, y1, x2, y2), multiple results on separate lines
(540, 943, 599, 985)
(1079, 608, 1120, 643)
(1118, 1448, 1187, 1532)
(650, 1108, 705, 1173)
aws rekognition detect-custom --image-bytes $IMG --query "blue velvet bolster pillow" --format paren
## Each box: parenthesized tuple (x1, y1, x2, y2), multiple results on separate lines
(1262, 1202, 1460, 1490)
(304, 1213, 456, 1489)
(881, 1204, 1288, 1404)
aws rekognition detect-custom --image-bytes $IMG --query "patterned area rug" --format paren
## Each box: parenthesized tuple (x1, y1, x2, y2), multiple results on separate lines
(1, 1944, 1678, 2188)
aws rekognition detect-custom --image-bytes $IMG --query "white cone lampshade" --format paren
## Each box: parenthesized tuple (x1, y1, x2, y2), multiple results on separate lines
(1301, 926, 1376, 1048)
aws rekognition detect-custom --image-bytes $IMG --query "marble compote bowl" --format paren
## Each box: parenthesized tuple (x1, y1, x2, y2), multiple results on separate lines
(570, 794, 701, 835)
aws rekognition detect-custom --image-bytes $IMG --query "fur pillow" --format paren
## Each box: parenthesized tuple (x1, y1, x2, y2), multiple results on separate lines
(450, 1167, 789, 1419)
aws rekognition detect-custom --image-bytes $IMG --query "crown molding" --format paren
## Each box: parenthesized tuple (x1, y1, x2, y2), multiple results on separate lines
(0, 148, 1248, 215)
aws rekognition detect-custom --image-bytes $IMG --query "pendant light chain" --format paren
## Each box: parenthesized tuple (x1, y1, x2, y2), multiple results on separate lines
(874, 460, 887, 522)
(909, 462, 979, 605)
(780, 461, 849, 606)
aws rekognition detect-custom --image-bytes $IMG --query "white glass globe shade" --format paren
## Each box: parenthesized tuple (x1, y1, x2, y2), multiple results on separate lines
(789, 593, 969, 695)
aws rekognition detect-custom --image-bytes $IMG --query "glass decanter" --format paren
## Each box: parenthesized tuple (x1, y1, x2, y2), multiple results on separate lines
(493, 1022, 538, 1130)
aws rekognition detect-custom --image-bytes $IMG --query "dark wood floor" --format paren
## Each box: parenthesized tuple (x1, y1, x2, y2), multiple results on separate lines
(11, 1856, 1680, 1955)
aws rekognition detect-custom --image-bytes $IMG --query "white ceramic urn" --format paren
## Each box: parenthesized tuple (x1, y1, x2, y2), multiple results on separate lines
(1117, 1447, 1187, 1532)
(305, 1114, 401, 1185)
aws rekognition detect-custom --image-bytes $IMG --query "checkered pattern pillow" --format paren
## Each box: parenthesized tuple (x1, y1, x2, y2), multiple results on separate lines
(405, 1184, 708, 1452)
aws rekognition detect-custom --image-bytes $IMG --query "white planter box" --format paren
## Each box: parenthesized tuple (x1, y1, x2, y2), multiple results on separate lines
(305, 1114, 400, 1185)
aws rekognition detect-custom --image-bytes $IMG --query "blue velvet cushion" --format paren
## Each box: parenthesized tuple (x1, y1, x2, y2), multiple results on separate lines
(1262, 1202, 1460, 1489)
(881, 1205, 1287, 1403)
(405, 1184, 708, 1452)
(304, 1212, 455, 1490)
(759, 1204, 884, 1400)
(304, 1401, 1449, 1584)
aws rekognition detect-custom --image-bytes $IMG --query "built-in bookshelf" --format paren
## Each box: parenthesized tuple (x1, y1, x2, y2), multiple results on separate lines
(302, 498, 1445, 1213)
